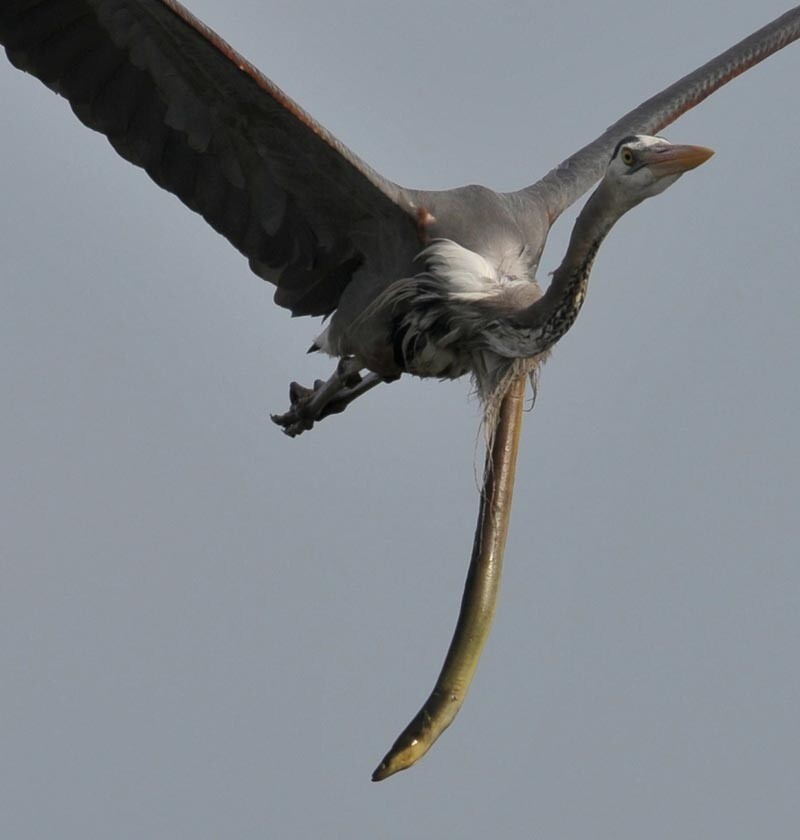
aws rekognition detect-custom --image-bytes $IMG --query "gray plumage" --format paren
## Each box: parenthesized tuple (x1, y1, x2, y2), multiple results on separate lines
(2, 1, 799, 433)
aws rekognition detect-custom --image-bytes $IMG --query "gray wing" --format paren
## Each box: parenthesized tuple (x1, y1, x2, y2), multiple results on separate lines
(0, 0, 421, 317)
(521, 6, 800, 224)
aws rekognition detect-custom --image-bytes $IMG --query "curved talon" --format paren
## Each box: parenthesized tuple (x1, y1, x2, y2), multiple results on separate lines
(270, 413, 313, 437)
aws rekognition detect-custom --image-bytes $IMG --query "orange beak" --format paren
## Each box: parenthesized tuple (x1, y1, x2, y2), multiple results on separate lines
(645, 144, 715, 177)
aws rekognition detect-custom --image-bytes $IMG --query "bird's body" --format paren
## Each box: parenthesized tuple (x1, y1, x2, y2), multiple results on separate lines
(5, 1, 797, 434)
(321, 137, 712, 407)
(319, 234, 542, 387)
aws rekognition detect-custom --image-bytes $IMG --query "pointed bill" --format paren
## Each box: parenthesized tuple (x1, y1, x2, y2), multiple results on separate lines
(646, 144, 714, 176)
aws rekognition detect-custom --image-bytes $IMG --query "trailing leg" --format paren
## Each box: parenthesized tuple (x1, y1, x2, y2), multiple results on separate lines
(270, 357, 391, 437)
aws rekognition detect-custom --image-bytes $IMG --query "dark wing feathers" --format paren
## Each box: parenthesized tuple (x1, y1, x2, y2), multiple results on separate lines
(0, 0, 420, 317)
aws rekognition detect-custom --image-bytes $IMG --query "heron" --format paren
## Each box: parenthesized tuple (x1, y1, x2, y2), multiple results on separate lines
(2, 2, 799, 780)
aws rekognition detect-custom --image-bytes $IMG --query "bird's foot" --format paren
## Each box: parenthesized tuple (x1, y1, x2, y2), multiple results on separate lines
(270, 381, 320, 437)
(271, 359, 385, 437)
(270, 372, 356, 437)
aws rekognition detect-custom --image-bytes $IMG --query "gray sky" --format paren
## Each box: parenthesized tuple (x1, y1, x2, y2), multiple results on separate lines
(2, 2, 799, 837)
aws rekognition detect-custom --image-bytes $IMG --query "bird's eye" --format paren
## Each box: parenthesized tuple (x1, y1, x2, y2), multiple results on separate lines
(621, 148, 635, 166)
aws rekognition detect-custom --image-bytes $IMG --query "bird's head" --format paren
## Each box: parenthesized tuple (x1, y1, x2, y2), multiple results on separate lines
(603, 134, 714, 209)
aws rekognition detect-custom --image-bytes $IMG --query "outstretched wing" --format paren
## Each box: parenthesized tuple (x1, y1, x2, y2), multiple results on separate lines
(522, 6, 800, 224)
(0, 0, 421, 317)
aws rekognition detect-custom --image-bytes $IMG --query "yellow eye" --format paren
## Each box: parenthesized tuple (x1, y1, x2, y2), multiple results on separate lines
(621, 148, 635, 166)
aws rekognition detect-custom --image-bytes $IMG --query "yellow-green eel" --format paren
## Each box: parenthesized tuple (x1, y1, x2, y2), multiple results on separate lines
(372, 376, 526, 781)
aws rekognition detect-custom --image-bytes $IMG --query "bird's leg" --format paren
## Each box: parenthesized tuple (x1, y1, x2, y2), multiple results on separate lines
(315, 371, 385, 419)
(270, 357, 389, 437)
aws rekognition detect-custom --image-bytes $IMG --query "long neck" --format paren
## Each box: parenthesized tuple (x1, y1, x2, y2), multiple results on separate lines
(513, 180, 625, 352)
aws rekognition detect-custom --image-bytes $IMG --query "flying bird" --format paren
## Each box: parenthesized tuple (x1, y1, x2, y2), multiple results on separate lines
(2, 2, 799, 779)
(3, 2, 798, 432)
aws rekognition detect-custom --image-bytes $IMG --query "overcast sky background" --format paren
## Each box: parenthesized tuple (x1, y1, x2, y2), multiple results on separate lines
(2, 2, 799, 838)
